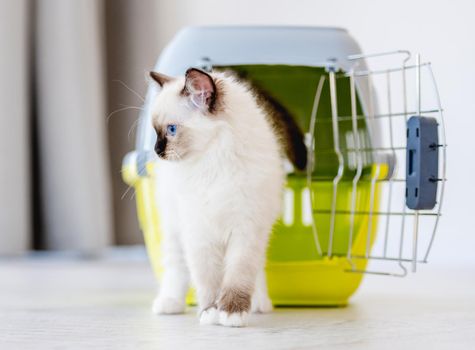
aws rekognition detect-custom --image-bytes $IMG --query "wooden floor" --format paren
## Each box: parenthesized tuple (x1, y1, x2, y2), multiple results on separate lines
(1, 249, 474, 349)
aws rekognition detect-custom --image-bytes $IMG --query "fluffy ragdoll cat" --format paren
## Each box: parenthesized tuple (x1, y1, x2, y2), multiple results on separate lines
(149, 68, 306, 327)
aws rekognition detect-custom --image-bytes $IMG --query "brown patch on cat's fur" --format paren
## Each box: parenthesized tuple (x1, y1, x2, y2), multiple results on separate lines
(215, 68, 307, 171)
(218, 288, 251, 314)
(256, 89, 308, 171)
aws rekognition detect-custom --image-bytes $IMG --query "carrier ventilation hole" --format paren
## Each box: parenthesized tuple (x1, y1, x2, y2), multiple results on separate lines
(283, 188, 294, 226)
(301, 188, 312, 227)
(409, 149, 415, 175)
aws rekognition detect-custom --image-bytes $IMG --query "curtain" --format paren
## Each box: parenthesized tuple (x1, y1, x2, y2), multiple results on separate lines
(34, 0, 112, 252)
(0, 0, 160, 255)
(105, 0, 160, 245)
(0, 0, 31, 254)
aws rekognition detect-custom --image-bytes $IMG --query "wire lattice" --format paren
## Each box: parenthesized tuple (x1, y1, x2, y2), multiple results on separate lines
(306, 51, 446, 276)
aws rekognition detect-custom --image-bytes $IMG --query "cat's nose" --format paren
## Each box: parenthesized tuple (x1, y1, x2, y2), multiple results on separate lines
(154, 136, 167, 157)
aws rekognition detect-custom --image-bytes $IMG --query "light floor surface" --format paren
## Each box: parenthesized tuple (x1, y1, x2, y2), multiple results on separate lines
(1, 249, 474, 350)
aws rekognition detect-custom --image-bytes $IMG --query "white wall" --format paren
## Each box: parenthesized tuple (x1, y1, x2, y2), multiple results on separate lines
(155, 0, 475, 266)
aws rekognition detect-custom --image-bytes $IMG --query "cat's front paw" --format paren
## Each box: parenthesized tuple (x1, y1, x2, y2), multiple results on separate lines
(152, 296, 185, 315)
(199, 306, 219, 325)
(218, 310, 249, 327)
(251, 294, 273, 314)
(217, 288, 251, 327)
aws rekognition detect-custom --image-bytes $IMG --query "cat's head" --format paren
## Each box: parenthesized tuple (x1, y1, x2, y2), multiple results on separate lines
(149, 68, 224, 161)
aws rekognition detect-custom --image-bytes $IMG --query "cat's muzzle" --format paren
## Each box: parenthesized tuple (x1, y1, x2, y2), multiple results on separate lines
(154, 136, 167, 158)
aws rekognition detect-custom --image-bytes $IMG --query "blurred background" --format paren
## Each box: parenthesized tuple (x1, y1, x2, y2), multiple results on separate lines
(1, 0, 474, 267)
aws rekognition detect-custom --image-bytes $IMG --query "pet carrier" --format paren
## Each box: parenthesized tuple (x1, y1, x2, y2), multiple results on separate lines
(122, 26, 446, 306)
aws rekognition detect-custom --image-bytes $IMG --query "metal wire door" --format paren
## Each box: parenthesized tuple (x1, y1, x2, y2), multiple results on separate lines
(306, 51, 446, 276)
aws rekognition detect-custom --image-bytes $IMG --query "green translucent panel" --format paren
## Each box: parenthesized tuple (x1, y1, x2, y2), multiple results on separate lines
(268, 177, 375, 262)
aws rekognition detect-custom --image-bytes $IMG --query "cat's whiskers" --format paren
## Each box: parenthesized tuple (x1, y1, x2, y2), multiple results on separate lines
(127, 117, 141, 141)
(111, 80, 145, 201)
(112, 79, 145, 102)
(106, 106, 144, 124)
(120, 163, 147, 201)
(121, 183, 134, 201)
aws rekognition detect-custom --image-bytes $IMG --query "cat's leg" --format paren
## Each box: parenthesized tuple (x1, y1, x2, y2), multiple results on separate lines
(251, 267, 273, 314)
(152, 168, 189, 314)
(217, 229, 268, 327)
(152, 228, 189, 315)
(182, 233, 224, 325)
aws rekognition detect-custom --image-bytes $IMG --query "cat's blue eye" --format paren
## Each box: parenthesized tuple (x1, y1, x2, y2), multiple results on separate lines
(166, 124, 177, 136)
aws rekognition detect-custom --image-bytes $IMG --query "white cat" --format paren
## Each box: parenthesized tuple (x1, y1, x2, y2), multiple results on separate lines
(148, 68, 306, 327)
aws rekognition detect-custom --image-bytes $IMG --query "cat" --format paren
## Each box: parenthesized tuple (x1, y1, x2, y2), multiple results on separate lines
(149, 67, 306, 327)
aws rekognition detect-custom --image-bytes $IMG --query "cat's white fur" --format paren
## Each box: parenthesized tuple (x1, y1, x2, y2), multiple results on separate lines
(150, 71, 284, 327)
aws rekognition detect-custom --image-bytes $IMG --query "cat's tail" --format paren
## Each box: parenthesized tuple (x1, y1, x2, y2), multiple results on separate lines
(256, 88, 308, 172)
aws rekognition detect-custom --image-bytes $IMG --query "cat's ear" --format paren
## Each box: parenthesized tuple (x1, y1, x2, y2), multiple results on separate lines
(149, 71, 173, 87)
(183, 68, 216, 112)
